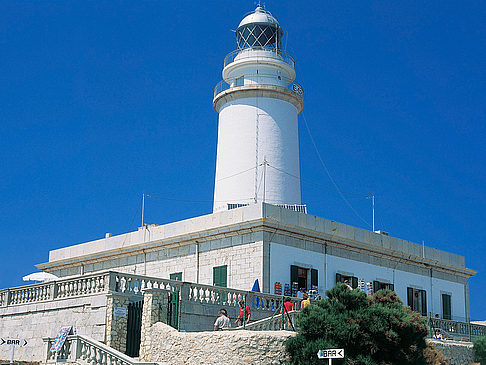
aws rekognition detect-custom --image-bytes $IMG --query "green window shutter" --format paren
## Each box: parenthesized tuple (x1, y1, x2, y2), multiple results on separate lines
(407, 287, 414, 308)
(290, 265, 298, 284)
(351, 276, 358, 289)
(442, 294, 452, 320)
(213, 265, 227, 287)
(335, 273, 342, 284)
(170, 272, 182, 281)
(221, 265, 227, 287)
(420, 290, 427, 316)
(311, 269, 318, 287)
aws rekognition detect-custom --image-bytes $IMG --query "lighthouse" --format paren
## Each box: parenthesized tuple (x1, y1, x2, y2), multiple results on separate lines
(212, 5, 305, 213)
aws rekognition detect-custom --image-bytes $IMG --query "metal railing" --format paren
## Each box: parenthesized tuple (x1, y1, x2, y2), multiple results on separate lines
(234, 310, 299, 331)
(213, 76, 304, 100)
(43, 335, 160, 365)
(223, 48, 295, 68)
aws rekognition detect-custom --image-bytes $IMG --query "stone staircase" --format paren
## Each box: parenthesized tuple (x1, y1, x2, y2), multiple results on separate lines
(43, 335, 166, 365)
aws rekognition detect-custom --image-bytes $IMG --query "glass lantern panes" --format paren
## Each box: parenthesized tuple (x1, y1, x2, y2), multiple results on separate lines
(236, 24, 282, 50)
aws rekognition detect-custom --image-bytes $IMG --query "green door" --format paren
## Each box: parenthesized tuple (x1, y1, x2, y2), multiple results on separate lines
(168, 272, 182, 328)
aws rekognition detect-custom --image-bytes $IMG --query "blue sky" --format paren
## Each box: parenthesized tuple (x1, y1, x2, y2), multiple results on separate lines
(0, 1, 485, 320)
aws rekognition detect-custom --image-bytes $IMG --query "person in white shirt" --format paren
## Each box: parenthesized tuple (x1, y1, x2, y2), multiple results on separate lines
(214, 309, 231, 331)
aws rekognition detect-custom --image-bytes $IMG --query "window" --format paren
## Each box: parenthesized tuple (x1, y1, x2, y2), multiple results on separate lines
(213, 265, 227, 287)
(407, 287, 427, 316)
(336, 273, 358, 289)
(442, 294, 452, 320)
(373, 281, 394, 293)
(235, 76, 244, 87)
(290, 265, 318, 296)
(170, 272, 182, 281)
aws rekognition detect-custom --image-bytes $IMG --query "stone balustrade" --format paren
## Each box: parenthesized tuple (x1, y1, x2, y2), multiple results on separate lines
(44, 335, 161, 365)
(187, 281, 300, 312)
(429, 317, 486, 341)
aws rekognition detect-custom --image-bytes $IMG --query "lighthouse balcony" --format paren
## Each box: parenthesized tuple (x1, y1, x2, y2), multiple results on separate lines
(213, 76, 304, 99)
(213, 76, 304, 113)
(223, 48, 295, 69)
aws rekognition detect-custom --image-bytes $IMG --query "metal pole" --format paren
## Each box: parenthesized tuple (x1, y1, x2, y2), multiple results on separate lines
(10, 344, 14, 364)
(141, 192, 145, 228)
(329, 359, 332, 365)
(372, 194, 375, 232)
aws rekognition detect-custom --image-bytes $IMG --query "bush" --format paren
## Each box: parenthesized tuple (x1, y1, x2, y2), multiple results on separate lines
(474, 336, 486, 364)
(285, 284, 429, 365)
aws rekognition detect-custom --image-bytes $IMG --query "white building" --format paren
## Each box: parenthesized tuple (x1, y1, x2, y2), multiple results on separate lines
(38, 6, 475, 322)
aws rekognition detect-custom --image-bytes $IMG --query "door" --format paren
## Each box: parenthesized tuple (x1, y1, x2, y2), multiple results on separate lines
(168, 272, 182, 329)
(126, 300, 143, 357)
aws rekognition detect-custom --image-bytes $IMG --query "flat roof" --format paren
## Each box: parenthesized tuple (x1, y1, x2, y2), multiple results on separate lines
(38, 203, 473, 275)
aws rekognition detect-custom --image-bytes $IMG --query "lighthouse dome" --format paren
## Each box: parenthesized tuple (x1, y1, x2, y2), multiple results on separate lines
(236, 6, 284, 49)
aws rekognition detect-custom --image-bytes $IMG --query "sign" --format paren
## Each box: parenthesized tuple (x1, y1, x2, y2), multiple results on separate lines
(317, 348, 344, 359)
(50, 326, 72, 352)
(0, 338, 27, 346)
(114, 307, 127, 317)
(292, 83, 304, 96)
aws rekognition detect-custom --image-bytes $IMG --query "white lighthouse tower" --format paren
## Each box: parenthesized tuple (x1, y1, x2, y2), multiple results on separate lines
(212, 5, 305, 213)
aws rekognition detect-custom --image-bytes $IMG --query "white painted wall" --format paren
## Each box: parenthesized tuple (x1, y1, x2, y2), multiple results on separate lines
(269, 243, 466, 321)
(213, 97, 301, 212)
(269, 243, 325, 295)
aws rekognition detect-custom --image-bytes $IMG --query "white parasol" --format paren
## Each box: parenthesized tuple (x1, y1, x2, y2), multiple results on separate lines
(22, 272, 59, 282)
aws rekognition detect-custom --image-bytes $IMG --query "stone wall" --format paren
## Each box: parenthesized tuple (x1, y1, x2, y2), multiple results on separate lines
(105, 293, 130, 353)
(139, 289, 169, 360)
(0, 293, 108, 362)
(49, 238, 264, 293)
(141, 322, 294, 365)
(427, 339, 476, 365)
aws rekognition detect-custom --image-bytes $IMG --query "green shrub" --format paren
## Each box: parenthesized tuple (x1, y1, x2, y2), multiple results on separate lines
(474, 336, 486, 364)
(285, 284, 429, 365)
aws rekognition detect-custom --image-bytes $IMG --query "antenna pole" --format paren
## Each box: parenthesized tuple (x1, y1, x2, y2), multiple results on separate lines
(141, 192, 145, 227)
(372, 193, 375, 232)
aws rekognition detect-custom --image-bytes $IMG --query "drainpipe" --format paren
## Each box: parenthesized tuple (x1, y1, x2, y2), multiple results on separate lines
(429, 268, 433, 316)
(324, 243, 327, 292)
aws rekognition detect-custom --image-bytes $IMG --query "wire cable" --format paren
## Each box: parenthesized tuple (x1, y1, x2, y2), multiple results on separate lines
(301, 112, 372, 228)
(215, 165, 258, 182)
(267, 164, 367, 198)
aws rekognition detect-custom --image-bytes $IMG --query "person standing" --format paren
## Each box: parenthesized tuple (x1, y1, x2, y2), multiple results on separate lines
(235, 300, 251, 326)
(214, 309, 231, 330)
(301, 293, 311, 309)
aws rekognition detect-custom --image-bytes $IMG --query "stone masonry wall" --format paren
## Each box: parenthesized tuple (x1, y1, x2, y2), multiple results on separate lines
(50, 235, 264, 293)
(141, 322, 294, 365)
(139, 289, 169, 360)
(105, 293, 130, 353)
(0, 293, 108, 362)
(427, 339, 476, 365)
